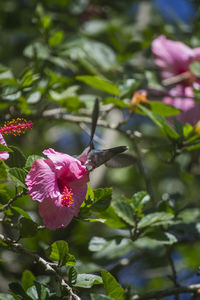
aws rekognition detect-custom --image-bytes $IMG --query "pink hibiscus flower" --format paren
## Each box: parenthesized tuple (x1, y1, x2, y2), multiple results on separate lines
(0, 133, 9, 161)
(25, 148, 89, 230)
(152, 35, 200, 124)
(152, 35, 200, 82)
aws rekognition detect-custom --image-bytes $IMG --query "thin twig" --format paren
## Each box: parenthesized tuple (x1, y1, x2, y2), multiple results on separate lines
(0, 233, 80, 300)
(132, 284, 200, 300)
(0, 190, 26, 212)
(167, 246, 179, 300)
(162, 71, 192, 86)
(167, 246, 179, 287)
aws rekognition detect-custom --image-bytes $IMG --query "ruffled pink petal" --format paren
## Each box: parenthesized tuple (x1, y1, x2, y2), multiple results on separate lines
(163, 85, 195, 111)
(0, 133, 9, 161)
(152, 35, 194, 78)
(38, 183, 87, 230)
(194, 47, 200, 61)
(176, 103, 200, 125)
(68, 181, 88, 216)
(38, 197, 74, 230)
(25, 158, 60, 202)
(43, 148, 88, 181)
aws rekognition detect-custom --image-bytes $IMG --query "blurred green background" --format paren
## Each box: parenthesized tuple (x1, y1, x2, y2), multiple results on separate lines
(1, 1, 200, 299)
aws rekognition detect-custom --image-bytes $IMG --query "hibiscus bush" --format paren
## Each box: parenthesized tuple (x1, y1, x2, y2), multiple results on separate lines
(1, 1, 200, 299)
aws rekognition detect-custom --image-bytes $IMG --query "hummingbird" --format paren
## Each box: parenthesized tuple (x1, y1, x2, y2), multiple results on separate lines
(78, 99, 136, 170)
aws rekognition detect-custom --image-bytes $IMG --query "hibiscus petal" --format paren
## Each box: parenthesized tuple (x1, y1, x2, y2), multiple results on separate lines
(68, 182, 88, 216)
(38, 197, 74, 230)
(25, 158, 60, 202)
(176, 103, 200, 125)
(163, 85, 194, 111)
(43, 148, 89, 181)
(38, 183, 87, 229)
(39, 182, 87, 230)
(0, 134, 9, 161)
(152, 35, 194, 78)
(194, 47, 200, 60)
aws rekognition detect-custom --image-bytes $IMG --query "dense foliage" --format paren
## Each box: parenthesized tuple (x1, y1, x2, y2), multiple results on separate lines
(1, 1, 200, 299)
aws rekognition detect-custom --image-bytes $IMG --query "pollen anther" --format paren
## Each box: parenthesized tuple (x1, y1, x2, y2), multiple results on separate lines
(61, 187, 74, 207)
(0, 118, 33, 136)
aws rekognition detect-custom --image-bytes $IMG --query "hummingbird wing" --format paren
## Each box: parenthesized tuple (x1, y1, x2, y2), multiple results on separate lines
(86, 146, 128, 169)
(89, 98, 99, 150)
(105, 153, 137, 168)
(78, 98, 99, 164)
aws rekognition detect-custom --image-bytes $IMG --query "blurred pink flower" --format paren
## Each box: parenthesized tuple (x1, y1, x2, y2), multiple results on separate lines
(25, 148, 89, 230)
(152, 35, 200, 82)
(152, 35, 200, 124)
(0, 133, 9, 161)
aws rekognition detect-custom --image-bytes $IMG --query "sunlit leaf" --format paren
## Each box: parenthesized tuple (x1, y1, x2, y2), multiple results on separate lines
(73, 274, 103, 288)
(101, 270, 125, 300)
(76, 76, 120, 95)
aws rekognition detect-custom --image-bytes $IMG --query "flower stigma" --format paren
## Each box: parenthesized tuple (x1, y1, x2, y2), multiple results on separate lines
(61, 186, 74, 207)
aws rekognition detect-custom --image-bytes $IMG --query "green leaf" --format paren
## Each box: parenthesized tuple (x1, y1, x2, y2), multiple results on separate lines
(48, 31, 64, 47)
(186, 142, 200, 151)
(145, 70, 162, 89)
(68, 267, 78, 284)
(118, 78, 140, 98)
(0, 144, 13, 152)
(66, 253, 76, 266)
(61, 38, 117, 72)
(101, 270, 125, 300)
(112, 200, 135, 226)
(91, 188, 112, 211)
(34, 281, 50, 300)
(97, 206, 127, 228)
(19, 68, 38, 88)
(148, 101, 180, 116)
(26, 286, 38, 300)
(19, 217, 38, 238)
(139, 104, 179, 140)
(183, 123, 193, 137)
(76, 76, 120, 95)
(84, 184, 94, 205)
(89, 237, 107, 252)
(103, 97, 129, 108)
(25, 155, 44, 169)
(6, 146, 26, 168)
(73, 274, 103, 288)
(41, 15, 52, 29)
(49, 87, 82, 112)
(22, 270, 35, 291)
(9, 168, 27, 188)
(146, 231, 177, 245)
(23, 42, 50, 60)
(0, 160, 8, 181)
(138, 212, 174, 229)
(190, 61, 200, 77)
(9, 282, 33, 300)
(131, 191, 150, 210)
(91, 294, 114, 300)
(0, 294, 14, 300)
(12, 207, 31, 220)
(46, 240, 70, 266)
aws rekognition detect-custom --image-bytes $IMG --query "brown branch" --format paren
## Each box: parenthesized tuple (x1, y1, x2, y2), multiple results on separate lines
(0, 190, 26, 212)
(132, 284, 200, 300)
(0, 233, 80, 300)
(162, 71, 192, 86)
(43, 109, 108, 127)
